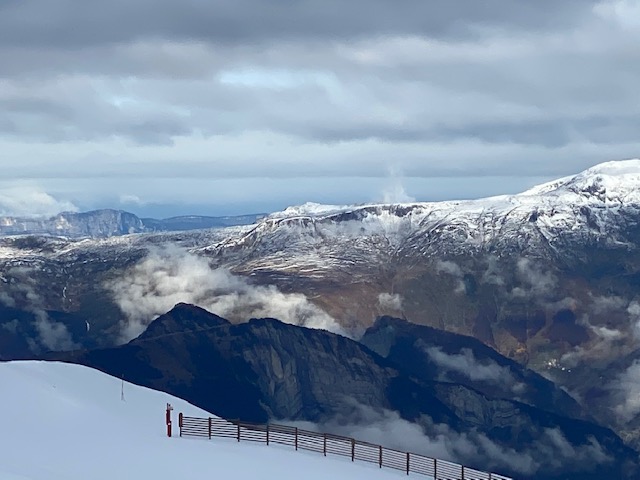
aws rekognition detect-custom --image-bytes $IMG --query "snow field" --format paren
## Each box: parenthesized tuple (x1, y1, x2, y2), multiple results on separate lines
(0, 361, 409, 480)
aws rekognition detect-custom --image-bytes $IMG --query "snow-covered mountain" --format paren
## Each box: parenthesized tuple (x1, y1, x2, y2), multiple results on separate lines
(0, 209, 146, 238)
(0, 209, 264, 238)
(210, 159, 640, 270)
(0, 361, 408, 480)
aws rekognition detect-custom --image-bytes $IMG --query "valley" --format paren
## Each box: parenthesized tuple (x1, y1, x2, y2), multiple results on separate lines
(2, 160, 640, 478)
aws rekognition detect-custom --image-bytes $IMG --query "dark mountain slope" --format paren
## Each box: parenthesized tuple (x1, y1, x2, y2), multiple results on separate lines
(52, 304, 639, 480)
(361, 316, 586, 421)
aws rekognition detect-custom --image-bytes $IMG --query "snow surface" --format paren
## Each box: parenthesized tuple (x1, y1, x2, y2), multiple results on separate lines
(208, 159, 640, 265)
(0, 361, 408, 480)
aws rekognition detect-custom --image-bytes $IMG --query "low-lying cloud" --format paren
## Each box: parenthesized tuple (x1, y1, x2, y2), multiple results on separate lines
(377, 292, 403, 312)
(287, 402, 611, 477)
(511, 258, 557, 299)
(611, 360, 640, 423)
(560, 295, 640, 368)
(435, 260, 466, 294)
(0, 267, 77, 352)
(107, 245, 344, 342)
(425, 346, 525, 394)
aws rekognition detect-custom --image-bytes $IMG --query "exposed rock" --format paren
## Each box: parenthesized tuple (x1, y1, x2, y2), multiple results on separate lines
(52, 304, 639, 480)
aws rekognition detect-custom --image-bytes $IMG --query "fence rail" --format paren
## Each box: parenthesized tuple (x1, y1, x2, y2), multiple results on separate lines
(177, 414, 512, 480)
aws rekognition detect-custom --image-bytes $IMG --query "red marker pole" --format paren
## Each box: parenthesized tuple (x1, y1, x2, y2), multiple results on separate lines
(166, 403, 173, 437)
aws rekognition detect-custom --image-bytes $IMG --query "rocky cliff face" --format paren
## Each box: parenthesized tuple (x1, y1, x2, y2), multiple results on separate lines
(361, 316, 585, 422)
(54, 304, 639, 480)
(0, 210, 263, 238)
(0, 210, 146, 238)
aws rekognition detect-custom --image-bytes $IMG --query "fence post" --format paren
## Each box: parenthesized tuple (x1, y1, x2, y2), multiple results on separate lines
(208, 417, 212, 439)
(462, 465, 465, 480)
(178, 413, 183, 437)
(295, 428, 298, 451)
(351, 439, 355, 462)
(406, 452, 410, 475)
(489, 474, 492, 480)
(323, 433, 327, 456)
(237, 422, 241, 442)
(434, 458, 437, 480)
(379, 445, 382, 468)
(266, 424, 270, 445)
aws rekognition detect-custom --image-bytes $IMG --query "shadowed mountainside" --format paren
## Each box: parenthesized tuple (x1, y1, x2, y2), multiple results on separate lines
(51, 304, 639, 480)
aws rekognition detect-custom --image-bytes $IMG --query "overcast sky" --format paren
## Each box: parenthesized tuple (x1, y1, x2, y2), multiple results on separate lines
(1, 0, 639, 217)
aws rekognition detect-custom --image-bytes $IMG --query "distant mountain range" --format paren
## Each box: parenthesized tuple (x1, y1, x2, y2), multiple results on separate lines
(0, 209, 265, 238)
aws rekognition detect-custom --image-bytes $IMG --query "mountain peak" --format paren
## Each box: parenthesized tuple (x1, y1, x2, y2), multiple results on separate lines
(582, 158, 640, 176)
(521, 159, 640, 199)
(134, 303, 230, 342)
(265, 159, 640, 224)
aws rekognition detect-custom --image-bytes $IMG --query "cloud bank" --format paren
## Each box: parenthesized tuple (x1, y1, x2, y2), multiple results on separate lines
(611, 360, 640, 423)
(287, 403, 611, 477)
(0, 186, 78, 217)
(107, 246, 343, 342)
(3, 0, 640, 214)
(425, 346, 525, 394)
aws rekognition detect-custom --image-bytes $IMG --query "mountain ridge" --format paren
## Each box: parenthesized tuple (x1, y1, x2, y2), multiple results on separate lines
(0, 209, 265, 238)
(50, 303, 640, 480)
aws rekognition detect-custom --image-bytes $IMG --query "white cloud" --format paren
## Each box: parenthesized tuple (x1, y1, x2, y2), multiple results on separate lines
(119, 194, 146, 206)
(377, 293, 403, 312)
(594, 0, 640, 29)
(107, 245, 344, 342)
(611, 360, 640, 422)
(1, 267, 77, 352)
(435, 260, 466, 294)
(380, 167, 416, 204)
(0, 186, 78, 217)
(425, 346, 524, 394)
(511, 258, 557, 299)
(286, 403, 611, 477)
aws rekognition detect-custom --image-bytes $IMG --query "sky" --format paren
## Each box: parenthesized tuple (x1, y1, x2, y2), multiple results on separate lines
(1, 0, 640, 218)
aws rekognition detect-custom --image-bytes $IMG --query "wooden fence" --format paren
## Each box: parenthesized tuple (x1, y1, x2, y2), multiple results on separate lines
(178, 414, 513, 480)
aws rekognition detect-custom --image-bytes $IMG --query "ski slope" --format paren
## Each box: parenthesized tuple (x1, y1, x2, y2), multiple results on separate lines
(0, 361, 407, 480)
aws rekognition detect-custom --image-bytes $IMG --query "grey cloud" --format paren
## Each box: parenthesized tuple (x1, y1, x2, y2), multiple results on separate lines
(0, 291, 16, 308)
(435, 260, 466, 294)
(611, 360, 640, 422)
(0, 0, 597, 50)
(425, 346, 524, 394)
(1, 0, 640, 213)
(1, 267, 77, 352)
(287, 402, 611, 476)
(510, 259, 557, 300)
(377, 293, 403, 313)
(0, 318, 19, 334)
(482, 256, 505, 287)
(590, 294, 628, 315)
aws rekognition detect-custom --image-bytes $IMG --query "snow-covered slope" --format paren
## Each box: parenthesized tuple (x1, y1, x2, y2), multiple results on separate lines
(208, 159, 640, 273)
(0, 361, 407, 480)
